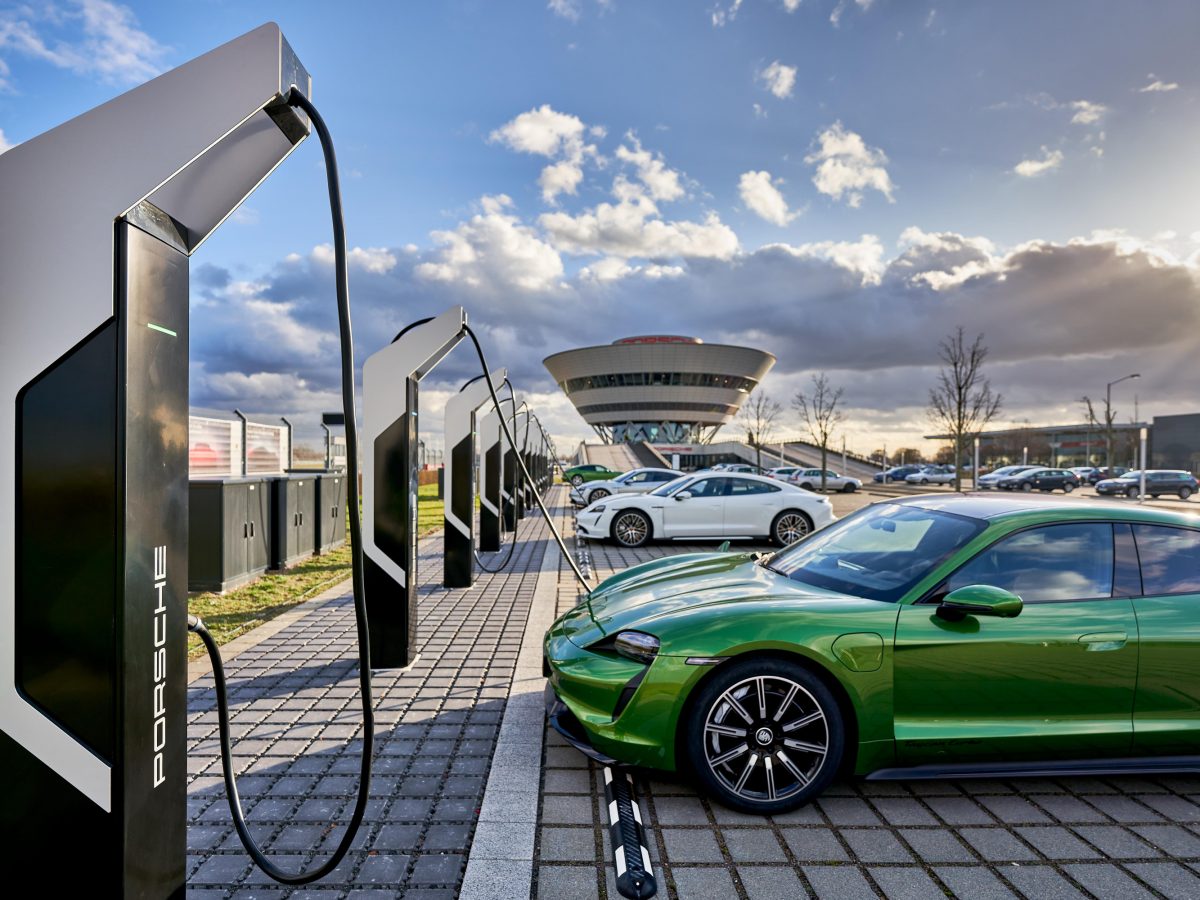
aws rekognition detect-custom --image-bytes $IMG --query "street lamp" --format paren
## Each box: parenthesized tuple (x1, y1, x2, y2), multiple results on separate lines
(1105, 373, 1141, 470)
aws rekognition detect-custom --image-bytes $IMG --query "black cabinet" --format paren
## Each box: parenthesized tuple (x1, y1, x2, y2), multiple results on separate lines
(315, 472, 348, 553)
(188, 478, 272, 592)
(271, 475, 317, 569)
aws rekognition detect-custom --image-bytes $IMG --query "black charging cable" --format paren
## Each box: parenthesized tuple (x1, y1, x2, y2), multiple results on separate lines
(188, 87, 374, 885)
(463, 324, 593, 589)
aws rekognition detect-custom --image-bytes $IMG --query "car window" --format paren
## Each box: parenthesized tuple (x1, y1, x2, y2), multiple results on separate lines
(945, 523, 1114, 603)
(728, 479, 778, 495)
(767, 503, 986, 603)
(650, 476, 693, 496)
(1133, 525, 1200, 595)
(686, 478, 727, 498)
(646, 471, 674, 482)
(623, 472, 648, 483)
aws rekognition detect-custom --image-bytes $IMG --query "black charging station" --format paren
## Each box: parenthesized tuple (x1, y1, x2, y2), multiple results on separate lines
(477, 398, 509, 552)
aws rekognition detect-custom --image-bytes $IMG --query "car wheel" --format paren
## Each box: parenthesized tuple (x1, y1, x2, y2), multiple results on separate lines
(684, 657, 844, 815)
(611, 510, 651, 548)
(571, 475, 585, 487)
(1063, 482, 1075, 493)
(919, 477, 929, 484)
(799, 482, 814, 491)
(1181, 487, 1194, 500)
(1020, 482, 1033, 492)
(771, 510, 813, 547)
(588, 488, 610, 504)
(1126, 486, 1139, 499)
(841, 483, 856, 493)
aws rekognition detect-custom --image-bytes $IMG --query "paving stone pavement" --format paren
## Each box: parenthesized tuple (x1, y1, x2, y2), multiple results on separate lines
(535, 509, 1200, 900)
(186, 502, 554, 899)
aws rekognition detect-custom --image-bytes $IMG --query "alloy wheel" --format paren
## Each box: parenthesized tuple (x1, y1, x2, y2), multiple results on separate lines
(701, 675, 829, 805)
(774, 511, 811, 546)
(613, 511, 649, 547)
(589, 488, 610, 503)
(571, 475, 584, 486)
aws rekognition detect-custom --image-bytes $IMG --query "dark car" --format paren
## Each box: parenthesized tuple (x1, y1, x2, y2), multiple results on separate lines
(874, 464, 925, 483)
(997, 467, 1079, 493)
(1089, 466, 1129, 485)
(1096, 470, 1197, 500)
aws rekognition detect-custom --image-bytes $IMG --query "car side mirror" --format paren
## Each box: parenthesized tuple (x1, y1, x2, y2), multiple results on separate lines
(937, 584, 1023, 621)
(675, 491, 692, 501)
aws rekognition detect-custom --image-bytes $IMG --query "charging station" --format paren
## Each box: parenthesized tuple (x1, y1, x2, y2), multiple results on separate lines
(477, 397, 511, 552)
(443, 369, 505, 587)
(362, 307, 467, 668)
(0, 23, 311, 894)
(512, 406, 533, 521)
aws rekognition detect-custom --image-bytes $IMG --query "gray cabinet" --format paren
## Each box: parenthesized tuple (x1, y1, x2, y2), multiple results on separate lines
(188, 478, 272, 592)
(271, 475, 317, 569)
(315, 472, 348, 553)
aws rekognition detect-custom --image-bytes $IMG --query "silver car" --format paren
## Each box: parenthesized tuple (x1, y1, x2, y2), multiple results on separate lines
(975, 464, 1037, 490)
(787, 468, 862, 493)
(569, 467, 683, 507)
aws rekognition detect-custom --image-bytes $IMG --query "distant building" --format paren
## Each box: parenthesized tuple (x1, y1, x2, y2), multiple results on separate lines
(544, 335, 775, 444)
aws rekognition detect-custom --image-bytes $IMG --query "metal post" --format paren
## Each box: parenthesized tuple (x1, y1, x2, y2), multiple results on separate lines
(1023, 446, 1028, 466)
(973, 437, 980, 492)
(1140, 428, 1148, 504)
(280, 416, 293, 470)
(842, 436, 847, 475)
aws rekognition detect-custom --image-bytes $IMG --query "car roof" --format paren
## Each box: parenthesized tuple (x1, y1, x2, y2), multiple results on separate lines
(889, 493, 1199, 526)
(689, 471, 791, 486)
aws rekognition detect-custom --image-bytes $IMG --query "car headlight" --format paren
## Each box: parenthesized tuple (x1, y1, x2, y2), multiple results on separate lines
(591, 504, 606, 513)
(614, 631, 660, 665)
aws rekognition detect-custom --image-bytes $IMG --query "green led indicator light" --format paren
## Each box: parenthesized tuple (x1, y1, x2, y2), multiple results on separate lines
(147, 323, 177, 337)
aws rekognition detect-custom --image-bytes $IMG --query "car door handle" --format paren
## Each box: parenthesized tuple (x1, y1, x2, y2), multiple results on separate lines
(1078, 631, 1127, 651)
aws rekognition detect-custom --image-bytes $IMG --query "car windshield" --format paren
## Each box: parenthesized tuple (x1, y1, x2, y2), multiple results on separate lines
(765, 503, 987, 603)
(612, 471, 634, 483)
(650, 475, 695, 496)
(1117, 471, 1143, 480)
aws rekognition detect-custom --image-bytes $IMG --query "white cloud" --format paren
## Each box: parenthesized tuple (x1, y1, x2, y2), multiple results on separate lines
(1013, 147, 1064, 177)
(1139, 75, 1179, 93)
(752, 102, 767, 119)
(311, 244, 398, 274)
(782, 0, 802, 10)
(767, 234, 886, 284)
(0, 127, 12, 152)
(615, 134, 684, 202)
(738, 170, 799, 226)
(540, 194, 738, 261)
(578, 257, 685, 282)
(489, 104, 602, 204)
(805, 122, 895, 207)
(417, 194, 564, 292)
(548, 0, 582, 20)
(758, 60, 797, 99)
(711, 0, 745, 27)
(1069, 100, 1107, 125)
(831, 0, 874, 27)
(0, 0, 167, 87)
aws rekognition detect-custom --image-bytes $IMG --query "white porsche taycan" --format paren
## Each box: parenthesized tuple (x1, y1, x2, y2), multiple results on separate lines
(569, 467, 682, 507)
(575, 472, 836, 548)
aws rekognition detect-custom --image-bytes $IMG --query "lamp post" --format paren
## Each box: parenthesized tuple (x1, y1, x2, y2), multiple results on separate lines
(1023, 445, 1028, 466)
(972, 436, 980, 492)
(1105, 373, 1141, 470)
(1139, 427, 1148, 504)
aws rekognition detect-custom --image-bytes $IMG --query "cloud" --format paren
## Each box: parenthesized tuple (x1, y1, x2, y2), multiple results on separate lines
(805, 122, 895, 207)
(711, 0, 745, 27)
(614, 133, 685, 201)
(738, 170, 799, 226)
(1069, 100, 1107, 125)
(752, 102, 767, 119)
(0, 0, 167, 88)
(831, 0, 875, 27)
(547, 0, 611, 20)
(539, 194, 739, 260)
(489, 104, 603, 203)
(0, 127, 12, 152)
(758, 60, 797, 99)
(1139, 75, 1179, 93)
(417, 195, 565, 292)
(1013, 147, 1064, 177)
(312, 244, 398, 275)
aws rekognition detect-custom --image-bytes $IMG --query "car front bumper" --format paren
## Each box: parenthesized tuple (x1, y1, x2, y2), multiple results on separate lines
(574, 509, 612, 539)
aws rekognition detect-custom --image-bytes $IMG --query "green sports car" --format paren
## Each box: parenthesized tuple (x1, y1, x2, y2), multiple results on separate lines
(564, 463, 623, 487)
(545, 495, 1200, 814)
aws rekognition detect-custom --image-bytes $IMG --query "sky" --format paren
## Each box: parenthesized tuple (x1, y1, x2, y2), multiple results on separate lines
(2, 0, 1199, 456)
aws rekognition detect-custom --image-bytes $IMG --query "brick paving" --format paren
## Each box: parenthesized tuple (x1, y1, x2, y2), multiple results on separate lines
(186, 506, 551, 899)
(536, 497, 1200, 900)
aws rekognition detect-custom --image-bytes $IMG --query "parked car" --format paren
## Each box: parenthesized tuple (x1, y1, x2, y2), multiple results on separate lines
(574, 472, 835, 548)
(976, 465, 1037, 490)
(720, 464, 766, 475)
(1070, 467, 1099, 484)
(546, 496, 1200, 815)
(563, 463, 622, 487)
(1095, 470, 1198, 499)
(569, 467, 683, 507)
(905, 466, 956, 486)
(997, 468, 1079, 493)
(788, 468, 862, 493)
(1089, 466, 1130, 485)
(873, 465, 925, 484)
(766, 467, 801, 480)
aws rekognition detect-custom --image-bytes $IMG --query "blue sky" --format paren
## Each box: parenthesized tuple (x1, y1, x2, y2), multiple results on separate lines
(2, 0, 1199, 454)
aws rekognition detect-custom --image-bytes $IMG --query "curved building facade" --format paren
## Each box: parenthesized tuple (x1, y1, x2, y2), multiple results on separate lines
(544, 335, 776, 443)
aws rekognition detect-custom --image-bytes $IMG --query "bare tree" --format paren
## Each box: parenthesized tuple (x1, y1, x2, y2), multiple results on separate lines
(793, 373, 844, 492)
(740, 392, 783, 470)
(927, 327, 1003, 491)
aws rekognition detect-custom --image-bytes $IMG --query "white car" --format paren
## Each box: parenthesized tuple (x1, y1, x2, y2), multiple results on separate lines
(766, 466, 802, 480)
(569, 467, 682, 507)
(787, 468, 862, 493)
(575, 472, 836, 548)
(905, 466, 956, 485)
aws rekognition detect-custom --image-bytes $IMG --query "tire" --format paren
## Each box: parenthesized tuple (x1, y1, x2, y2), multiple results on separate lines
(919, 477, 929, 485)
(684, 657, 845, 815)
(1020, 482, 1033, 492)
(1126, 486, 1139, 499)
(1181, 487, 1194, 500)
(771, 510, 814, 547)
(1063, 482, 1075, 493)
(799, 482, 814, 492)
(611, 510, 651, 548)
(841, 483, 856, 493)
(571, 474, 585, 487)
(588, 488, 610, 504)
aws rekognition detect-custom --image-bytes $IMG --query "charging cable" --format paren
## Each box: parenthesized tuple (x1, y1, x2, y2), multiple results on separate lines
(188, 87, 374, 885)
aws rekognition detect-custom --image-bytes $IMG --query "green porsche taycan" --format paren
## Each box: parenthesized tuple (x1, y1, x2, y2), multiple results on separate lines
(545, 495, 1200, 814)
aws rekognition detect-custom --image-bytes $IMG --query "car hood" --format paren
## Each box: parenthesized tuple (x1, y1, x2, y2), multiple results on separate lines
(557, 551, 843, 649)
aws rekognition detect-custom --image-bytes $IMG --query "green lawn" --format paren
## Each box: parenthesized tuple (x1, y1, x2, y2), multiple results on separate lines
(188, 482, 444, 659)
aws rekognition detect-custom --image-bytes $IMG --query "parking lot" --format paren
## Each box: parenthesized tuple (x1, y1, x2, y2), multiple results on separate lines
(539, 483, 1200, 900)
